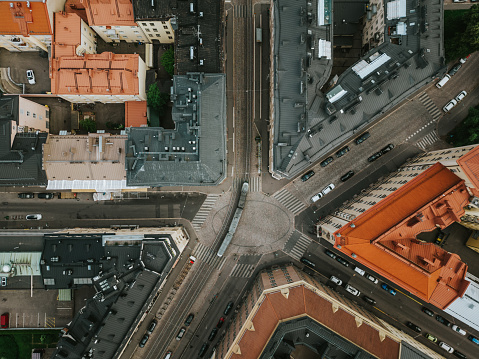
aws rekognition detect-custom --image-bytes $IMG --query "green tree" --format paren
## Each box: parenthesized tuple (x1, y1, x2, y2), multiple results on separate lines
(147, 83, 169, 111)
(160, 47, 175, 76)
(79, 118, 97, 133)
(445, 6, 479, 62)
(449, 106, 479, 146)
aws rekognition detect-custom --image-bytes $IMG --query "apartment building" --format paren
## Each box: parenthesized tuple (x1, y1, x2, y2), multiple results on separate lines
(54, 12, 97, 57)
(0, 0, 66, 52)
(132, 0, 176, 44)
(51, 51, 146, 103)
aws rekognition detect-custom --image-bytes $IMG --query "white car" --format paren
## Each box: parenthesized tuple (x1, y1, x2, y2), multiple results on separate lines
(322, 183, 335, 196)
(345, 284, 360, 296)
(1, 277, 6, 286)
(443, 99, 457, 113)
(26, 70, 35, 85)
(455, 91, 467, 102)
(26, 214, 42, 220)
(365, 273, 379, 284)
(311, 192, 323, 203)
(438, 341, 454, 353)
(330, 276, 342, 286)
(451, 325, 466, 336)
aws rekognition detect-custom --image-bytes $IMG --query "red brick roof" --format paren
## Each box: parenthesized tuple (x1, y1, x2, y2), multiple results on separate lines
(0, 1, 51, 36)
(54, 13, 82, 58)
(125, 101, 147, 127)
(457, 145, 479, 190)
(334, 163, 470, 309)
(83, 0, 136, 26)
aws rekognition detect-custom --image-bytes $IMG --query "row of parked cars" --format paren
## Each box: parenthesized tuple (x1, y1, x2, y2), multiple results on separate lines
(18, 192, 55, 199)
(443, 90, 468, 113)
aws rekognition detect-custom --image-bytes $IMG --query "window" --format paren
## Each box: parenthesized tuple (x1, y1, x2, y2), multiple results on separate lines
(40, 115, 43, 120)
(119, 31, 124, 34)
(134, 31, 139, 34)
(163, 25, 168, 29)
(145, 28, 150, 32)
(137, 35, 142, 38)
(143, 23, 147, 26)
(168, 36, 172, 39)
(166, 31, 170, 34)
(20, 109, 24, 114)
(156, 34, 161, 37)
(26, 111, 30, 116)
(149, 34, 153, 37)
(153, 28, 158, 32)
(150, 22, 155, 26)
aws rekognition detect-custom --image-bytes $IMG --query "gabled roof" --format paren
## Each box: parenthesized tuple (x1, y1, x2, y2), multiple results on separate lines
(125, 101, 147, 127)
(0, 1, 51, 36)
(54, 12, 82, 57)
(83, 0, 136, 26)
(457, 145, 479, 190)
(335, 163, 470, 309)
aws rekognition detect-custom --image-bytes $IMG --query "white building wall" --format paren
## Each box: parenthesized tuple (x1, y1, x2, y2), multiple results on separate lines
(78, 20, 97, 55)
(59, 94, 143, 104)
(92, 25, 148, 43)
(362, 0, 385, 47)
(0, 34, 51, 52)
(18, 97, 50, 133)
(137, 20, 174, 44)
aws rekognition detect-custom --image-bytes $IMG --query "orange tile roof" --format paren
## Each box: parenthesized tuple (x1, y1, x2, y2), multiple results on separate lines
(54, 13, 82, 58)
(125, 101, 147, 127)
(457, 145, 479, 190)
(0, 1, 51, 36)
(83, 0, 136, 26)
(51, 52, 140, 96)
(64, 0, 89, 23)
(335, 163, 470, 309)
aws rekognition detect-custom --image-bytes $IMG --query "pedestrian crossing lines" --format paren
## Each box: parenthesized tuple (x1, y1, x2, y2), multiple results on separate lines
(416, 131, 440, 150)
(418, 92, 442, 121)
(234, 5, 250, 18)
(273, 189, 306, 214)
(248, 176, 261, 192)
(192, 194, 220, 231)
(192, 242, 226, 270)
(284, 231, 312, 261)
(230, 263, 255, 278)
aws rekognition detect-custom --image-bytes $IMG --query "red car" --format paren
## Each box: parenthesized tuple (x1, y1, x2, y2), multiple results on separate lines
(216, 317, 225, 328)
(1, 313, 9, 328)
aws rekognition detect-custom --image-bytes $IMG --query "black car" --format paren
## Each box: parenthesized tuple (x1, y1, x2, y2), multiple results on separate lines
(300, 257, 316, 268)
(380, 144, 394, 155)
(216, 317, 225, 328)
(325, 249, 336, 259)
(184, 313, 194, 326)
(355, 132, 370, 145)
(363, 296, 376, 305)
(301, 170, 315, 182)
(139, 334, 149, 348)
(336, 146, 350, 158)
(448, 63, 462, 76)
(406, 322, 422, 333)
(198, 343, 209, 358)
(37, 193, 54, 199)
(435, 314, 451, 327)
(224, 301, 234, 315)
(367, 152, 382, 163)
(18, 193, 34, 199)
(320, 157, 334, 167)
(147, 320, 157, 334)
(453, 350, 467, 359)
(434, 232, 445, 245)
(336, 256, 349, 267)
(422, 307, 434, 317)
(341, 170, 355, 182)
(208, 327, 218, 341)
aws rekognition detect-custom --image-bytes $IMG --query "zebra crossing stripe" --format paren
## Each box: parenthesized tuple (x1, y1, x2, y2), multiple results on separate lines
(273, 189, 305, 214)
(193, 243, 226, 270)
(248, 177, 261, 192)
(417, 132, 439, 150)
(230, 263, 255, 277)
(192, 194, 220, 230)
(288, 234, 312, 260)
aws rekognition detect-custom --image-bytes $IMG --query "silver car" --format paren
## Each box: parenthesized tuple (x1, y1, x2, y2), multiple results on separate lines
(345, 284, 360, 296)
(26, 214, 42, 220)
(26, 70, 35, 85)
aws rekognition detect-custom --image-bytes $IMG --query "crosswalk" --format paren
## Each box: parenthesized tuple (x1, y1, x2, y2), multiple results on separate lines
(249, 176, 261, 192)
(283, 231, 312, 261)
(273, 189, 306, 214)
(416, 131, 440, 150)
(418, 92, 442, 121)
(192, 194, 220, 231)
(230, 263, 255, 277)
(192, 242, 226, 270)
(234, 4, 251, 18)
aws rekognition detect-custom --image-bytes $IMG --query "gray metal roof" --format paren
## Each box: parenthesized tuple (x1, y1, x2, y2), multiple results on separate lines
(399, 341, 434, 359)
(0, 95, 47, 186)
(132, 0, 177, 21)
(271, 0, 445, 179)
(125, 72, 226, 186)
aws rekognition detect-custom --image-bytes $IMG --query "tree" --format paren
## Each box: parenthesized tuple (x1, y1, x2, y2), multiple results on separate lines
(445, 5, 479, 62)
(79, 118, 96, 133)
(147, 83, 169, 111)
(449, 106, 479, 146)
(160, 47, 175, 76)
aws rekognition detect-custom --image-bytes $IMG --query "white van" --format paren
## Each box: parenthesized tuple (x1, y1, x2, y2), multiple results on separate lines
(353, 266, 365, 276)
(436, 74, 451, 88)
(438, 341, 454, 353)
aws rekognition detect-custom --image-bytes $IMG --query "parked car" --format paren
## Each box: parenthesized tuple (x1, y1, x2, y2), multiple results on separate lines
(216, 317, 225, 328)
(330, 276, 342, 286)
(336, 146, 350, 158)
(434, 231, 445, 245)
(322, 183, 335, 196)
(425, 333, 437, 343)
(18, 193, 34, 199)
(340, 170, 354, 182)
(139, 334, 149, 347)
(336, 256, 349, 267)
(325, 249, 336, 259)
(1, 277, 6, 287)
(311, 191, 323, 202)
(147, 320, 157, 334)
(176, 327, 186, 341)
(38, 193, 54, 199)
(224, 301, 234, 316)
(26, 70, 35, 85)
(184, 313, 194, 326)
(320, 157, 334, 167)
(381, 283, 396, 295)
(208, 327, 218, 341)
(363, 296, 376, 305)
(380, 144, 394, 155)
(453, 350, 467, 359)
(438, 341, 454, 353)
(353, 266, 365, 276)
(198, 343, 209, 358)
(301, 170, 315, 182)
(0, 313, 8, 328)
(436, 315, 451, 327)
(406, 322, 422, 333)
(163, 352, 172, 359)
(443, 99, 458, 113)
(189, 256, 196, 264)
(300, 257, 315, 268)
(455, 90, 467, 102)
(355, 132, 370, 145)
(468, 334, 479, 345)
(422, 307, 434, 316)
(365, 274, 378, 284)
(345, 284, 360, 296)
(451, 325, 466, 336)
(448, 62, 462, 76)
(26, 214, 42, 220)
(367, 151, 382, 163)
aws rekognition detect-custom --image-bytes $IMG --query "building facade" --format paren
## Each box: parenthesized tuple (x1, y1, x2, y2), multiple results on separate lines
(54, 12, 97, 57)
